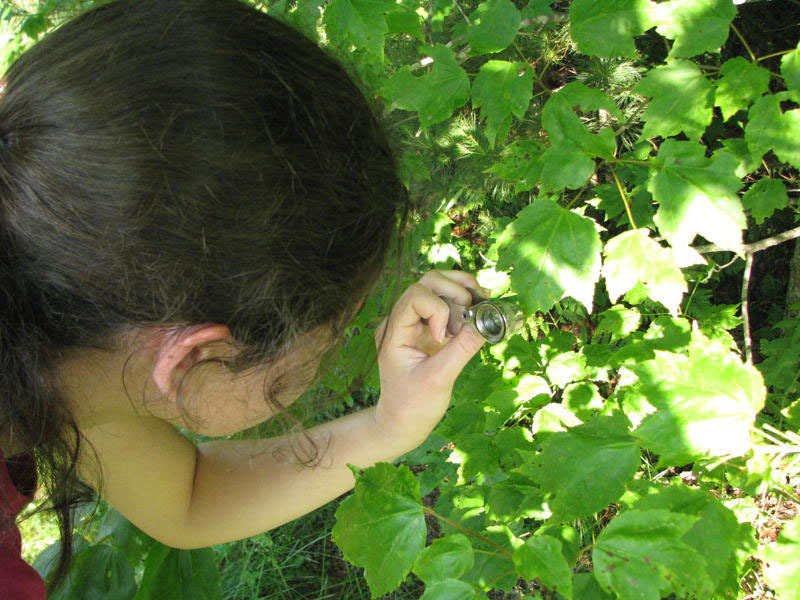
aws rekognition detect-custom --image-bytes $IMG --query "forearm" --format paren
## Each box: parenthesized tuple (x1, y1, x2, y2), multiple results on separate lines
(176, 406, 409, 548)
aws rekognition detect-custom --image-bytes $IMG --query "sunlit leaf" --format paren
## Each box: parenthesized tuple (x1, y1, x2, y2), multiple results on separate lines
(630, 343, 766, 465)
(472, 61, 533, 147)
(781, 41, 800, 93)
(715, 57, 771, 121)
(332, 463, 426, 597)
(652, 0, 737, 58)
(603, 229, 687, 315)
(494, 199, 602, 314)
(648, 140, 745, 253)
(569, 0, 655, 58)
(635, 59, 714, 140)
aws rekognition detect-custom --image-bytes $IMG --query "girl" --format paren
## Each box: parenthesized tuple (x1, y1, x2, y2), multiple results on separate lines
(0, 0, 487, 597)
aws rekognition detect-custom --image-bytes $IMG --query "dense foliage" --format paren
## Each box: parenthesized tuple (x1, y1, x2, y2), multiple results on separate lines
(3, 0, 799, 598)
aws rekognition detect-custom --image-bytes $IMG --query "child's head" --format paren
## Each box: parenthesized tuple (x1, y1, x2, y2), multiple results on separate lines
(0, 0, 409, 584)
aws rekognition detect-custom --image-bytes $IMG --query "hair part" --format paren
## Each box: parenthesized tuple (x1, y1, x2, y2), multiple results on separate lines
(0, 0, 411, 590)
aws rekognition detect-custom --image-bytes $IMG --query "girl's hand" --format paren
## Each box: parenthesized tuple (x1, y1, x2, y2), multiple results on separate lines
(373, 269, 488, 453)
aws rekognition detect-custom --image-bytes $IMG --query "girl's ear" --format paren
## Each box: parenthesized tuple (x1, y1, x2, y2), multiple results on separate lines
(151, 323, 232, 401)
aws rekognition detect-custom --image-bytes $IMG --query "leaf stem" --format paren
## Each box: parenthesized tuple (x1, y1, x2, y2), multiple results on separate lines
(731, 23, 757, 63)
(565, 173, 595, 209)
(421, 505, 514, 557)
(756, 49, 794, 63)
(571, 543, 594, 567)
(610, 166, 637, 229)
(608, 158, 657, 168)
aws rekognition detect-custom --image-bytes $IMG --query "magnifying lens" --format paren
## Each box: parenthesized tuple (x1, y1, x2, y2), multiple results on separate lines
(440, 289, 524, 344)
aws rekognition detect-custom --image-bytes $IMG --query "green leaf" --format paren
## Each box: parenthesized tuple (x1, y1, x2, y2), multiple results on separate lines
(545, 351, 587, 388)
(563, 382, 605, 420)
(781, 397, 800, 427)
(573, 573, 614, 600)
(513, 536, 573, 599)
(542, 81, 620, 158)
(714, 57, 771, 121)
(530, 415, 640, 520)
(135, 545, 222, 600)
(332, 463, 426, 597)
(47, 545, 136, 600)
(603, 229, 687, 315)
(593, 509, 714, 600)
(494, 199, 602, 314)
(460, 525, 520, 591)
(420, 579, 479, 600)
(632, 483, 743, 595)
(486, 474, 546, 521)
(634, 59, 714, 140)
(472, 61, 533, 147)
(322, 0, 394, 59)
(630, 343, 766, 465)
(531, 402, 583, 435)
(596, 305, 642, 342)
(466, 0, 521, 55)
(652, 0, 737, 58)
(522, 0, 553, 19)
(781, 41, 800, 93)
(381, 45, 470, 128)
(569, 0, 655, 59)
(762, 516, 800, 600)
(745, 92, 800, 169)
(720, 138, 760, 177)
(385, 3, 424, 42)
(413, 535, 475, 584)
(536, 143, 596, 192)
(742, 178, 790, 224)
(648, 140, 746, 253)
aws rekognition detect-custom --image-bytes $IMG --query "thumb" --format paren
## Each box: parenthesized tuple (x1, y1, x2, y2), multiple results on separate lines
(422, 323, 486, 387)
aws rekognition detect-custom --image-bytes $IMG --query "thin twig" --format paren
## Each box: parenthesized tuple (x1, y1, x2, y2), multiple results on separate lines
(695, 225, 800, 255)
(742, 252, 754, 363)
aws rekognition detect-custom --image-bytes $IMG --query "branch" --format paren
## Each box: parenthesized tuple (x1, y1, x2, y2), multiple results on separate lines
(695, 225, 800, 255)
(742, 252, 754, 364)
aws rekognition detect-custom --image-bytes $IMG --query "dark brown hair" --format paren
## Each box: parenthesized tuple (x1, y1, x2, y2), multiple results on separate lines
(0, 0, 410, 588)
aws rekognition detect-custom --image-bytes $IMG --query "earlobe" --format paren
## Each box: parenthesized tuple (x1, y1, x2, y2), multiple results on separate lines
(150, 323, 232, 400)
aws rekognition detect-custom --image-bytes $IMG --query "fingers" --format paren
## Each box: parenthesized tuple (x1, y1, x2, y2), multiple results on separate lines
(388, 283, 451, 347)
(374, 270, 487, 351)
(418, 270, 488, 307)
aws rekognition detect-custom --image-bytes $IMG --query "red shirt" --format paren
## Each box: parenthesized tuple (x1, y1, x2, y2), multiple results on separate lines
(0, 449, 46, 599)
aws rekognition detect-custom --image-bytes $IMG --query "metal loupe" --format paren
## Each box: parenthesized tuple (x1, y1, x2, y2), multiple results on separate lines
(441, 290, 524, 344)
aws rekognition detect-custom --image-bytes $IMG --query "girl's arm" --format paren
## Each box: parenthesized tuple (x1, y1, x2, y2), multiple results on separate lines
(77, 271, 486, 548)
(79, 405, 408, 548)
